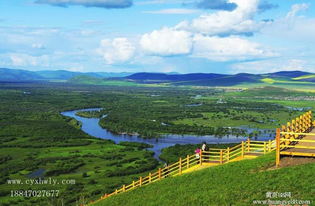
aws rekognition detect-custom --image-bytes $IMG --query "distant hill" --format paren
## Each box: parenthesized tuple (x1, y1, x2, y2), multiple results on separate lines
(266, 71, 312, 78)
(0, 68, 43, 81)
(126, 73, 226, 82)
(0, 68, 132, 82)
(122, 71, 315, 86)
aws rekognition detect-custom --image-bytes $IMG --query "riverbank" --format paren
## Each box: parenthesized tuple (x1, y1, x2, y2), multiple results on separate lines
(61, 108, 274, 160)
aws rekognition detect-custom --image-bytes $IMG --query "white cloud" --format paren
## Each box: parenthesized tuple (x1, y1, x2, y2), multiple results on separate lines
(10, 53, 49, 67)
(176, 0, 266, 36)
(98, 38, 135, 64)
(231, 58, 315, 74)
(286, 3, 309, 18)
(140, 27, 193, 56)
(192, 34, 276, 61)
(261, 3, 315, 43)
(143, 8, 200, 14)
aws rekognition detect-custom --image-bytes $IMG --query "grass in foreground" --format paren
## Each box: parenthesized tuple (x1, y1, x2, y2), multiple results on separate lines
(95, 153, 315, 206)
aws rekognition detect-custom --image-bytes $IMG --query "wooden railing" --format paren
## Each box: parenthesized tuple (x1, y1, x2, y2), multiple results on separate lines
(201, 139, 275, 165)
(88, 138, 276, 205)
(276, 111, 315, 166)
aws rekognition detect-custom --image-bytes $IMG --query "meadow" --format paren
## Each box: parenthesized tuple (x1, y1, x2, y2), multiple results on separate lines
(95, 152, 315, 206)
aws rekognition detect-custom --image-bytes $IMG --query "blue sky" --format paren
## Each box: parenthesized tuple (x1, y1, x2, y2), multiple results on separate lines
(0, 0, 315, 74)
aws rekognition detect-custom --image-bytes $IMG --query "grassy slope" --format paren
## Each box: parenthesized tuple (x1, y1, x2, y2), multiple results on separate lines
(95, 153, 315, 206)
(292, 74, 315, 80)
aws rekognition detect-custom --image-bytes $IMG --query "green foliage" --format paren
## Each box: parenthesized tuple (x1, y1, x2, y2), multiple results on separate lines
(0, 83, 161, 206)
(118, 142, 153, 149)
(76, 110, 104, 118)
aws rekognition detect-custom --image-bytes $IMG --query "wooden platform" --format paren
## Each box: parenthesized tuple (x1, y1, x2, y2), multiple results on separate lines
(281, 128, 315, 157)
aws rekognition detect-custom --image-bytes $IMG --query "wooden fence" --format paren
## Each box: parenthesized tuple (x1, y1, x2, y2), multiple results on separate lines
(276, 111, 315, 166)
(89, 138, 276, 205)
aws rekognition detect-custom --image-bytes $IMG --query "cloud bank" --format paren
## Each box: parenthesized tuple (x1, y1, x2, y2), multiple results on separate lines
(176, 0, 265, 36)
(139, 0, 275, 61)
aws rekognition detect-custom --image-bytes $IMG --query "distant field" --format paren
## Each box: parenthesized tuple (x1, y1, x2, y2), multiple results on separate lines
(172, 110, 294, 129)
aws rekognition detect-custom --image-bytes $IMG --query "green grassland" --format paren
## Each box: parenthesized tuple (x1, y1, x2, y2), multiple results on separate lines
(261, 77, 315, 85)
(172, 110, 294, 129)
(292, 74, 315, 80)
(95, 153, 315, 206)
(68, 75, 139, 87)
(171, 87, 314, 130)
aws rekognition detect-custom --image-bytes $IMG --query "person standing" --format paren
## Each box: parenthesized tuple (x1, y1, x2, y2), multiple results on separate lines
(201, 142, 207, 151)
(201, 142, 208, 162)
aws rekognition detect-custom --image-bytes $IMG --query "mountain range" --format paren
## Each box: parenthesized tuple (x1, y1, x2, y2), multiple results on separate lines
(0, 68, 314, 87)
(0, 68, 132, 82)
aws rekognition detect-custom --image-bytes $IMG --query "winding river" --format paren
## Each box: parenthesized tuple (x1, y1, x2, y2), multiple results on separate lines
(61, 108, 274, 160)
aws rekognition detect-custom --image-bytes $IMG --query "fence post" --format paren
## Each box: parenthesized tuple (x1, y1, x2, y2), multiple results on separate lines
(276, 128, 281, 167)
(115, 189, 118, 194)
(247, 138, 250, 152)
(200, 150, 203, 166)
(220, 149, 223, 164)
(149, 173, 152, 183)
(158, 168, 162, 180)
(139, 177, 142, 186)
(187, 155, 190, 168)
(268, 140, 272, 152)
(133, 181, 135, 188)
(226, 147, 230, 162)
(241, 141, 244, 158)
(123, 185, 126, 192)
(179, 157, 182, 175)
(264, 142, 266, 154)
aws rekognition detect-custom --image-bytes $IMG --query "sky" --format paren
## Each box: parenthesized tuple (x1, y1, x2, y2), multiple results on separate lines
(0, 0, 315, 74)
